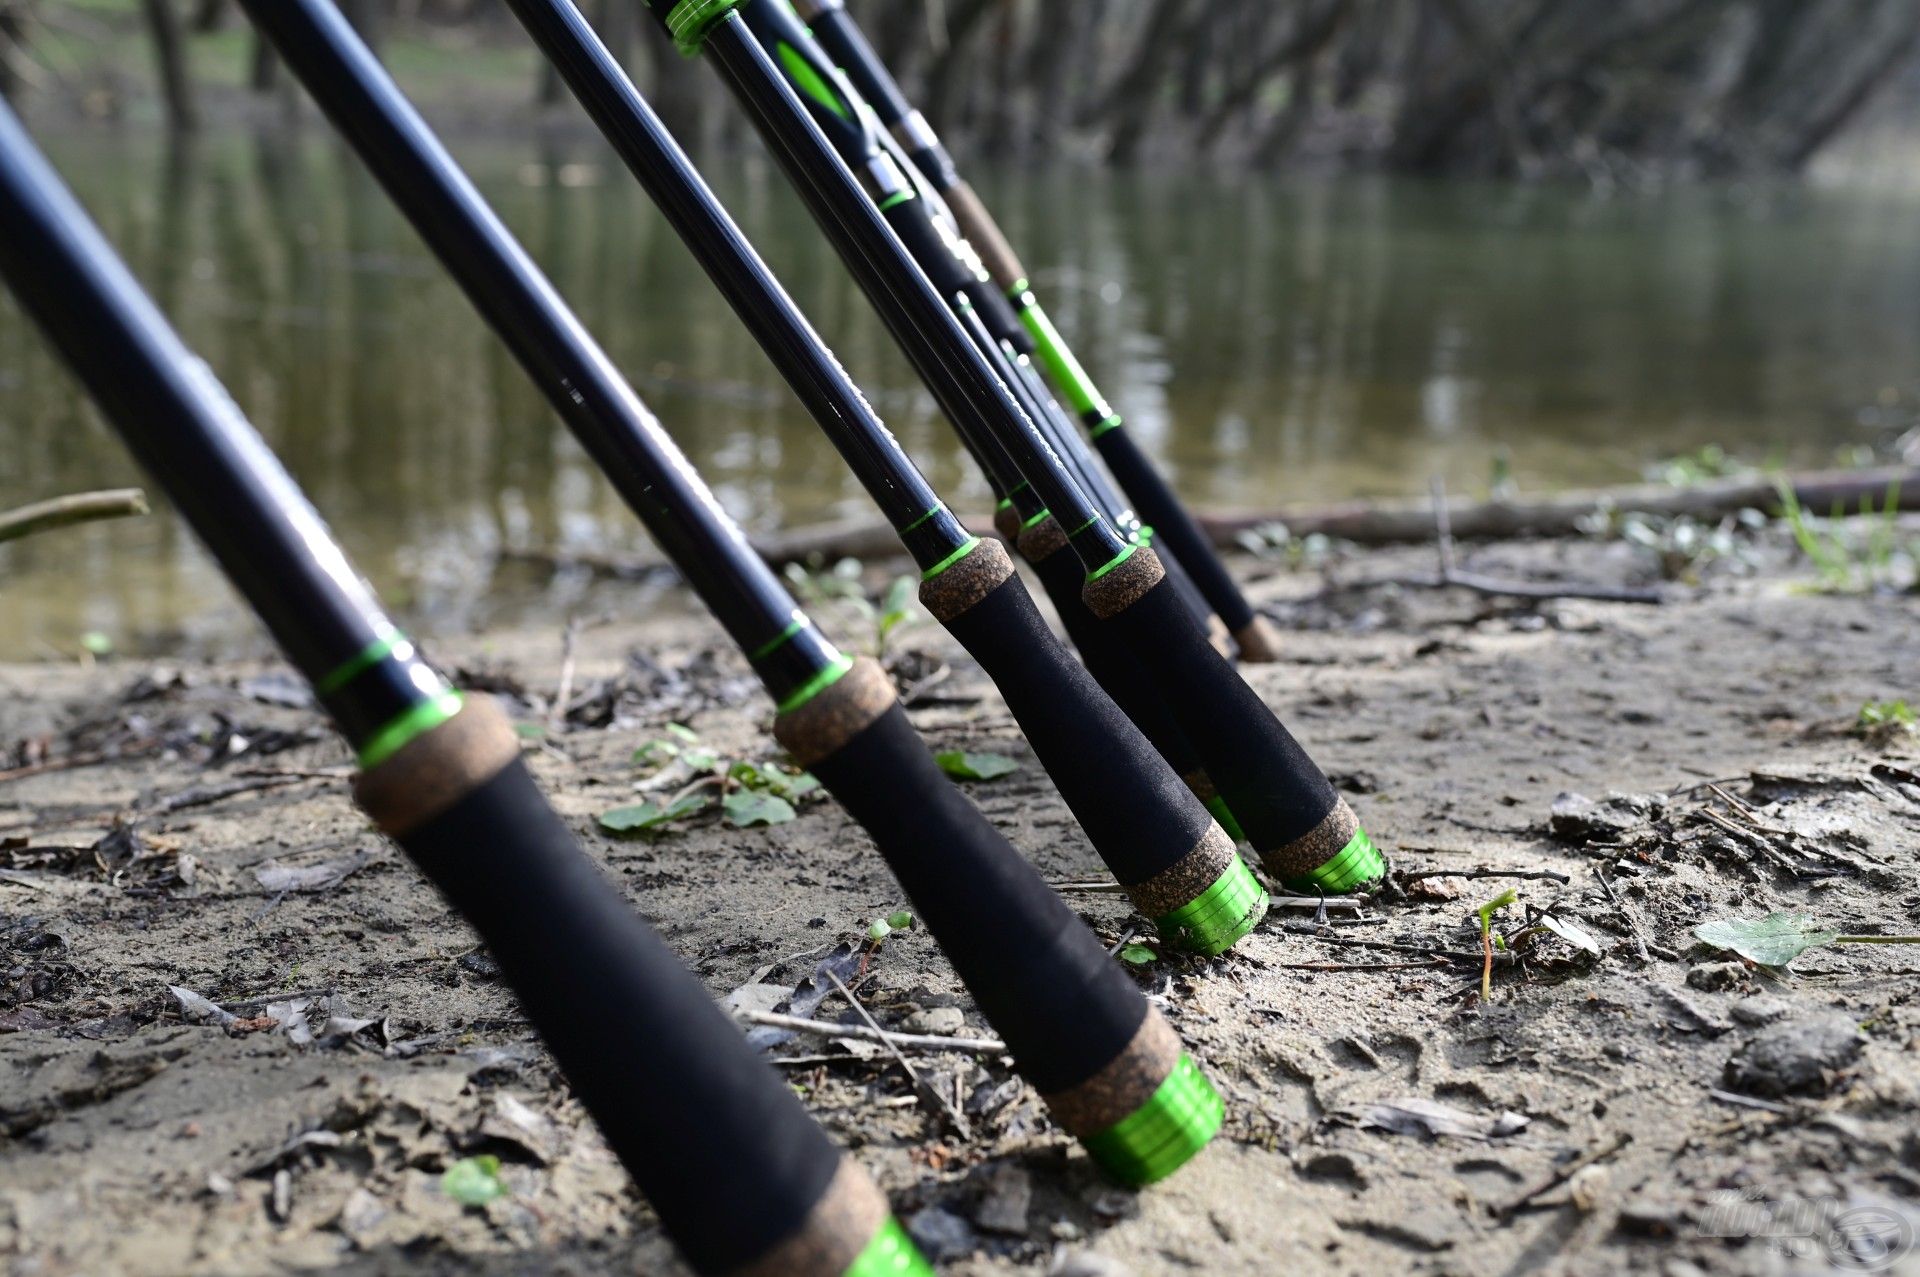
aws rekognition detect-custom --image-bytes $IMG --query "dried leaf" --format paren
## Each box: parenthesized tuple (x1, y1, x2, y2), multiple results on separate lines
(598, 792, 711, 834)
(935, 751, 1018, 781)
(441, 1155, 507, 1206)
(1537, 913, 1602, 954)
(1355, 1097, 1530, 1140)
(1695, 912, 1840, 968)
(723, 790, 795, 828)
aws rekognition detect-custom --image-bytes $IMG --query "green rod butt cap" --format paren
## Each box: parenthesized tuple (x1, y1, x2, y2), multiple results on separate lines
(844, 1216, 934, 1277)
(1154, 853, 1268, 956)
(1080, 1054, 1223, 1187)
(1202, 794, 1246, 844)
(1287, 826, 1385, 894)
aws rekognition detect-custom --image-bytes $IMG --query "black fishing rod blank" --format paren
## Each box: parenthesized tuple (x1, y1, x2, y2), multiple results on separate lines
(792, 0, 1283, 664)
(0, 99, 925, 1277)
(647, 0, 1383, 895)
(236, 0, 1223, 1189)
(728, 0, 1240, 806)
(495, 0, 1264, 956)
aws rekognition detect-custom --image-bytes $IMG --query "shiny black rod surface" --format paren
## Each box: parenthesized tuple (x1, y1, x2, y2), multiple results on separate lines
(496, 0, 974, 569)
(235, 0, 834, 701)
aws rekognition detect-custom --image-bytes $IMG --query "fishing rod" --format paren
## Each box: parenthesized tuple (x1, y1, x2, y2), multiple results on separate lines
(643, 0, 1383, 895)
(495, 0, 1263, 955)
(771, 20, 1230, 654)
(790, 0, 1283, 664)
(727, 0, 1241, 833)
(234, 0, 1223, 1188)
(0, 100, 924, 1277)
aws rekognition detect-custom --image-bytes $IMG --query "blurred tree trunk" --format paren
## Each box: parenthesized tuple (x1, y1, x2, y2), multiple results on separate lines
(143, 0, 198, 131)
(338, 0, 384, 60)
(248, 28, 277, 93)
(0, 3, 27, 102)
(191, 0, 224, 32)
(923, 0, 997, 131)
(1100, 0, 1201, 163)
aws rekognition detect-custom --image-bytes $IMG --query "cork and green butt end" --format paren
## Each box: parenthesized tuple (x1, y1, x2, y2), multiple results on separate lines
(1257, 798, 1386, 895)
(1080, 1054, 1224, 1187)
(842, 1217, 935, 1277)
(1152, 852, 1267, 956)
(1285, 825, 1385, 894)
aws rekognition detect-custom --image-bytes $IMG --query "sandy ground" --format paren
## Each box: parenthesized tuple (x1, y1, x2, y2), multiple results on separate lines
(1, 527, 1917, 1276)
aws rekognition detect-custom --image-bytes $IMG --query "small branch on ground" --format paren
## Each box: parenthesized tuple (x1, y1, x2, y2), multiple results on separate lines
(735, 1009, 1007, 1056)
(1499, 1132, 1632, 1217)
(825, 968, 973, 1139)
(1382, 475, 1665, 604)
(0, 489, 149, 544)
(1400, 868, 1572, 885)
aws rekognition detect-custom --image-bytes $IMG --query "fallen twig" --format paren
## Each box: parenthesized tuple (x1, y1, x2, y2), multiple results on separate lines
(1271, 959, 1449, 972)
(0, 488, 148, 544)
(1500, 1132, 1632, 1217)
(1280, 920, 1478, 963)
(1380, 476, 1664, 604)
(733, 1012, 1005, 1056)
(1591, 864, 1661, 962)
(1707, 1088, 1792, 1115)
(824, 969, 972, 1139)
(1400, 868, 1571, 885)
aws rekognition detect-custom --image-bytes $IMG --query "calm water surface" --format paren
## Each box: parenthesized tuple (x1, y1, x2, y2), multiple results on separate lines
(4, 128, 1918, 659)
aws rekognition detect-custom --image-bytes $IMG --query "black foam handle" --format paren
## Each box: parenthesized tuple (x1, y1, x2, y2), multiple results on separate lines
(1154, 536, 1223, 636)
(1094, 426, 1257, 634)
(1027, 542, 1209, 785)
(399, 758, 839, 1275)
(1102, 578, 1338, 853)
(941, 574, 1214, 887)
(811, 704, 1147, 1095)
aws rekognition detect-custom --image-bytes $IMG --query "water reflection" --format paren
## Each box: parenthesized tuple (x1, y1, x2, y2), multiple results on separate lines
(2, 128, 1913, 658)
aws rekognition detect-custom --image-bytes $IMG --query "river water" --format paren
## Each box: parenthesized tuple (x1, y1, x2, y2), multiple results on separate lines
(3, 129, 1916, 658)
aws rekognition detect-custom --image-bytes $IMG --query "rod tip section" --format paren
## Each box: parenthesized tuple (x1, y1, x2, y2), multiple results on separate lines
(1232, 615, 1284, 664)
(1127, 825, 1267, 956)
(1257, 797, 1385, 894)
(772, 658, 896, 768)
(724, 1159, 930, 1277)
(1042, 1011, 1222, 1187)
(352, 694, 519, 836)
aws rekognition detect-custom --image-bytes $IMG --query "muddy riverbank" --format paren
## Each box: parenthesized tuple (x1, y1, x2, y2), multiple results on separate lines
(1, 526, 1916, 1275)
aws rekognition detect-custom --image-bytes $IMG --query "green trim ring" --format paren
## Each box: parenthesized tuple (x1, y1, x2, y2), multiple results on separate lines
(1020, 507, 1053, 530)
(750, 612, 807, 661)
(1088, 413, 1124, 440)
(1203, 794, 1247, 843)
(876, 189, 914, 211)
(1080, 1053, 1223, 1186)
(662, 0, 742, 55)
(1085, 541, 1138, 582)
(842, 1216, 934, 1277)
(1286, 826, 1386, 894)
(898, 503, 944, 534)
(1153, 853, 1268, 956)
(920, 535, 981, 581)
(776, 653, 855, 714)
(356, 690, 465, 770)
(316, 626, 407, 697)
